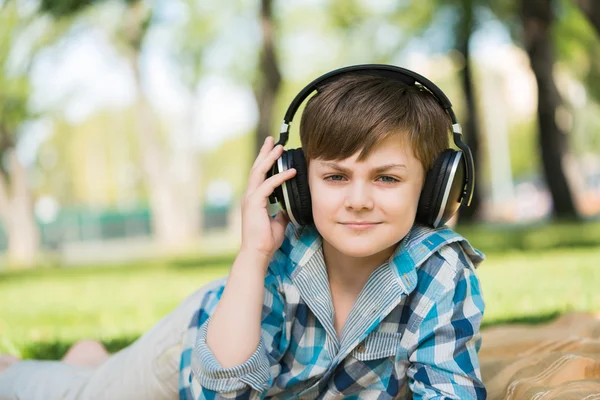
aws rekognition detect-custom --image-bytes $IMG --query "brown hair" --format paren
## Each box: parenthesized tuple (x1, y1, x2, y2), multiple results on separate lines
(299, 73, 451, 172)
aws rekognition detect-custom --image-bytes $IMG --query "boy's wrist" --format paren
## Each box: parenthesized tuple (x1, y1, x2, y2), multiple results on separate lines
(234, 248, 273, 273)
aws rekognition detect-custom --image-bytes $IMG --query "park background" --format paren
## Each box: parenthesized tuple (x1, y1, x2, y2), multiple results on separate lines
(1, 0, 600, 363)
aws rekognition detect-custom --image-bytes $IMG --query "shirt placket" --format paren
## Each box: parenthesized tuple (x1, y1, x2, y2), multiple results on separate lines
(292, 253, 340, 357)
(334, 263, 407, 363)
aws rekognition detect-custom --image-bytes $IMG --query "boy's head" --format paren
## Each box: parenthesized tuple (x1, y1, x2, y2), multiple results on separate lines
(299, 73, 451, 259)
(300, 73, 451, 173)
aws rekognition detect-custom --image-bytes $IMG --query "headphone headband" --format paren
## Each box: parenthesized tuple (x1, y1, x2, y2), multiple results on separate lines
(275, 64, 474, 207)
(284, 64, 456, 124)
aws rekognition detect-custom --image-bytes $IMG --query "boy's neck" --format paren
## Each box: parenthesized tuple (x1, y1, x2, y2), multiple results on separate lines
(322, 240, 396, 295)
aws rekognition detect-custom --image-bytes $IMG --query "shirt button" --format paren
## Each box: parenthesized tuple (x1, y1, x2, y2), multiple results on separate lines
(356, 343, 366, 353)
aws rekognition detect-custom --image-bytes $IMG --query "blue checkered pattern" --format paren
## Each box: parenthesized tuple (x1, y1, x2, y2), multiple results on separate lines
(179, 223, 486, 399)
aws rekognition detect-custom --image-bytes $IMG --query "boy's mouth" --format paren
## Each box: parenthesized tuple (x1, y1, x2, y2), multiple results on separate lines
(339, 222, 382, 230)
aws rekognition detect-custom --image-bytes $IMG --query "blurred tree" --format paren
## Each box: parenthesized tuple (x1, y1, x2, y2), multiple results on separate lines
(119, 0, 203, 248)
(569, 0, 600, 109)
(451, 0, 484, 223)
(40, 0, 204, 249)
(521, 0, 579, 220)
(553, 0, 600, 160)
(254, 0, 281, 155)
(0, 0, 56, 267)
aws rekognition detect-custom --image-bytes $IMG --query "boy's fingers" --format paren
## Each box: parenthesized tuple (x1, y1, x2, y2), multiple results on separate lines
(257, 144, 285, 175)
(251, 136, 274, 169)
(256, 168, 296, 198)
(247, 144, 285, 190)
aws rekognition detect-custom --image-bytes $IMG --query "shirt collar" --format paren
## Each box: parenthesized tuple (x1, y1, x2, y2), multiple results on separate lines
(388, 223, 484, 294)
(281, 222, 484, 295)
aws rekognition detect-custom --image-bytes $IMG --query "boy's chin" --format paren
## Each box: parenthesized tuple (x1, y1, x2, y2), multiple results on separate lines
(326, 238, 394, 259)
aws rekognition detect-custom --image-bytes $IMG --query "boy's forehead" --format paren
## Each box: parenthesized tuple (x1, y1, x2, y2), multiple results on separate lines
(311, 135, 418, 167)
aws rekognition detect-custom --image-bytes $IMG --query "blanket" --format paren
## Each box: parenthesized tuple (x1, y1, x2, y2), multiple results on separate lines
(480, 313, 600, 399)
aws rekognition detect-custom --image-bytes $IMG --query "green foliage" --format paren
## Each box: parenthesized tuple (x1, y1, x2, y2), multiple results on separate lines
(0, 76, 28, 140)
(554, 0, 600, 155)
(0, 1, 31, 145)
(39, 0, 95, 18)
(486, 0, 521, 40)
(202, 132, 254, 198)
(170, 1, 235, 88)
(0, 0, 71, 153)
(326, 0, 367, 30)
(35, 109, 146, 205)
(555, 0, 600, 101)
(506, 117, 541, 179)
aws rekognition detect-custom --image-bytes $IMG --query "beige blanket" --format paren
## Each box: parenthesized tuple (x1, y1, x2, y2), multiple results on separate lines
(480, 313, 600, 399)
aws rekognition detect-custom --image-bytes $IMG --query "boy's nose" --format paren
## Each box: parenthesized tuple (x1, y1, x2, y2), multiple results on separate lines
(343, 182, 374, 210)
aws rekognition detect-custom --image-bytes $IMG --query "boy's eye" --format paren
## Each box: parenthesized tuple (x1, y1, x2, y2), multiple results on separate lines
(324, 175, 400, 183)
(377, 175, 400, 183)
(324, 174, 345, 182)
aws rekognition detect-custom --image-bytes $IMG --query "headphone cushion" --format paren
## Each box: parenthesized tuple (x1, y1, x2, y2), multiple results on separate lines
(288, 149, 313, 225)
(417, 149, 456, 225)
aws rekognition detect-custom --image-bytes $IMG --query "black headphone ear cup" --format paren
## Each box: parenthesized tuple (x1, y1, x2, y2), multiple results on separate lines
(267, 153, 286, 209)
(417, 149, 457, 227)
(437, 152, 466, 226)
(287, 149, 313, 226)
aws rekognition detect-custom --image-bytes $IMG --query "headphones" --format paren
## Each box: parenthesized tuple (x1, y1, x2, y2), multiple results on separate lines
(266, 64, 475, 229)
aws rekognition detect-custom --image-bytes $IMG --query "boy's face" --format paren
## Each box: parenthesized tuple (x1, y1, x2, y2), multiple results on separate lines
(308, 135, 425, 260)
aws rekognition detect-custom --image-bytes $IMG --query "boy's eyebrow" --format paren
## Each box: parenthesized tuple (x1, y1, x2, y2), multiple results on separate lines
(320, 162, 407, 173)
(373, 164, 408, 173)
(320, 162, 350, 173)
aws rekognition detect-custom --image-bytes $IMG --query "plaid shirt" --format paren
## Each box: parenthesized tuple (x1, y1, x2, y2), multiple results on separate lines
(179, 223, 486, 399)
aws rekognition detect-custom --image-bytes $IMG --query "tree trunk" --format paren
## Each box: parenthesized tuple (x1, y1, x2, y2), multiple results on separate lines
(455, 0, 483, 224)
(521, 0, 579, 220)
(124, 2, 200, 249)
(574, 0, 600, 36)
(254, 0, 282, 156)
(0, 149, 39, 268)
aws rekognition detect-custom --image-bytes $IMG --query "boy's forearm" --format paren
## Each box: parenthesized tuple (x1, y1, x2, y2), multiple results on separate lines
(206, 250, 271, 368)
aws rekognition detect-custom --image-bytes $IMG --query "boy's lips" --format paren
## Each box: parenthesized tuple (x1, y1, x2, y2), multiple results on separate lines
(339, 221, 382, 230)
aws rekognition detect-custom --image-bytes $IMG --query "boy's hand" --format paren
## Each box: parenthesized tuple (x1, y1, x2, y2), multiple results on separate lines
(240, 136, 297, 262)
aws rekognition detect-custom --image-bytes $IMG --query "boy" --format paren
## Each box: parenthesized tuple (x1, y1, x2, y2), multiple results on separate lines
(0, 67, 486, 399)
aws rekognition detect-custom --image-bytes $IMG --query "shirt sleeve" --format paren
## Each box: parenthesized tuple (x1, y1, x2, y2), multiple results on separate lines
(406, 248, 487, 400)
(189, 260, 286, 399)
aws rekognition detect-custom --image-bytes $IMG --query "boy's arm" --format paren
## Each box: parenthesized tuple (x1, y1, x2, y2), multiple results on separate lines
(207, 250, 272, 368)
(189, 253, 286, 399)
(188, 137, 295, 399)
(406, 252, 487, 400)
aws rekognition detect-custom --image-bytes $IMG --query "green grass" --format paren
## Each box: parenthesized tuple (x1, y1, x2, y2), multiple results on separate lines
(1, 222, 599, 360)
(477, 247, 600, 327)
(0, 259, 233, 359)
